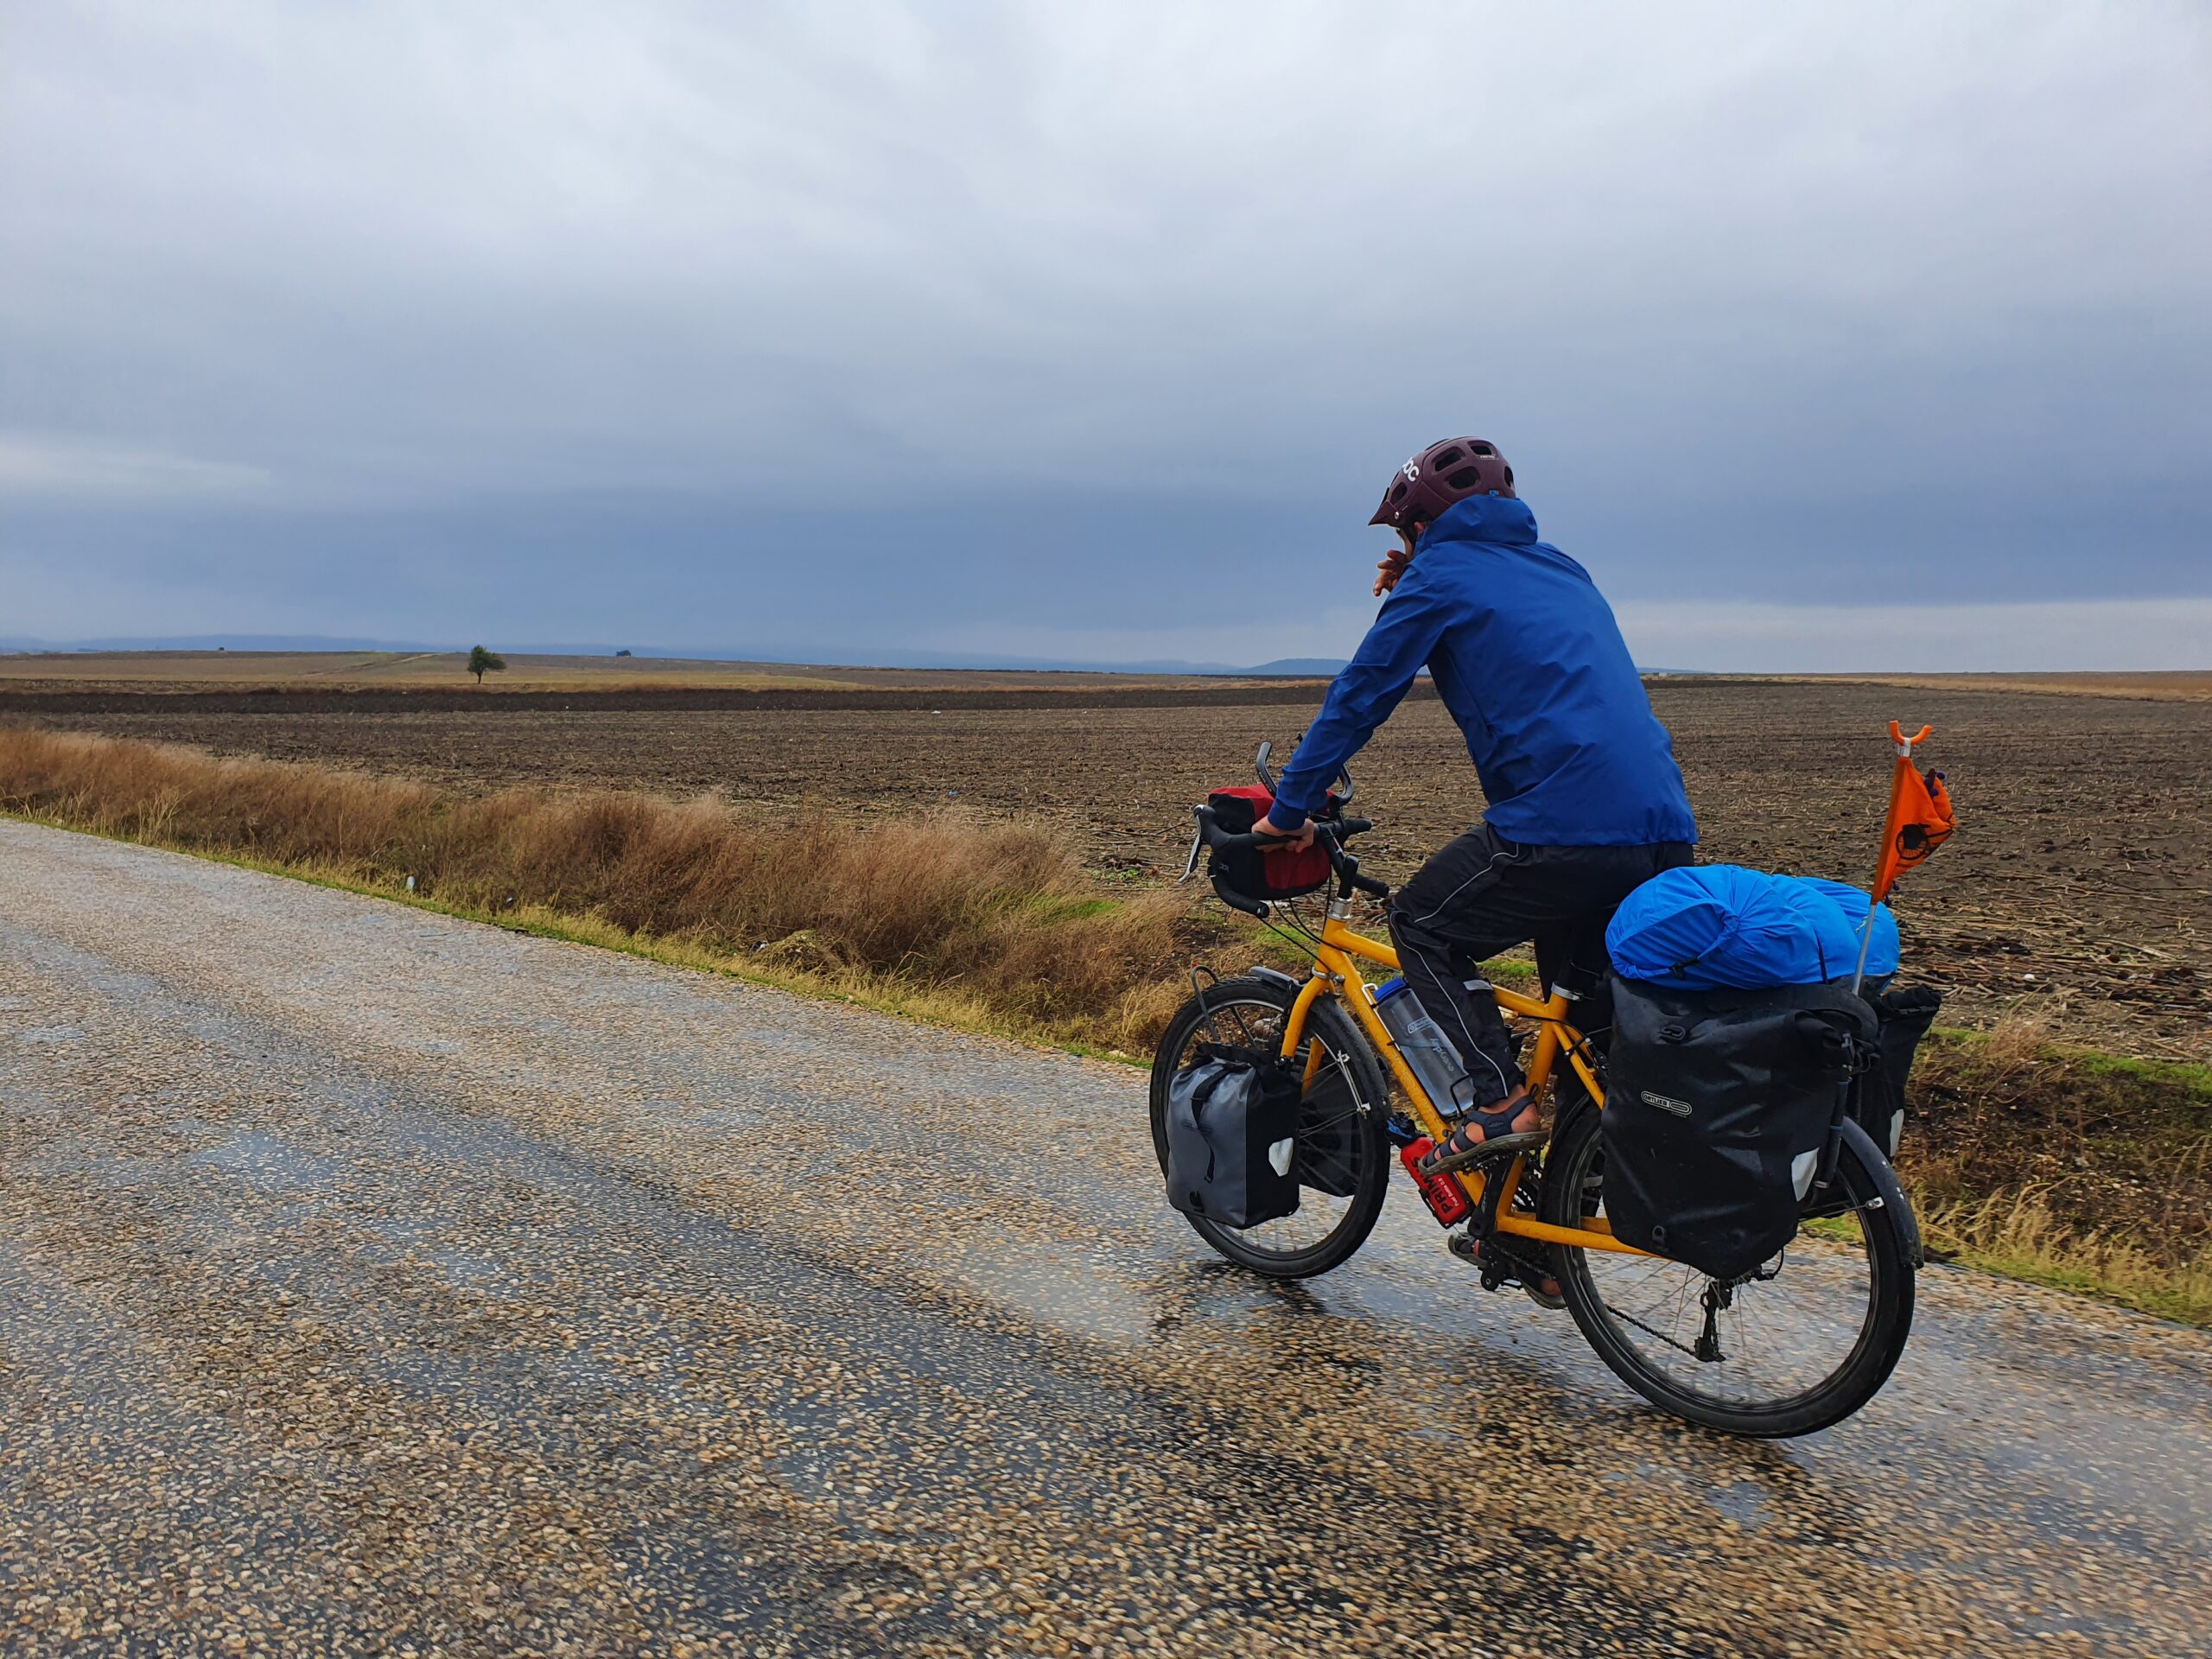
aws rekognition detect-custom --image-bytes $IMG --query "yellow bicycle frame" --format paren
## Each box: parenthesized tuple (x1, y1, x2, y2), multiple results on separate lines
(1281, 915, 1656, 1257)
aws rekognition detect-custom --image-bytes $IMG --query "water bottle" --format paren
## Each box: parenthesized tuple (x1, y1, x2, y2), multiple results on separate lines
(1371, 976, 1473, 1116)
(1399, 1136, 1474, 1226)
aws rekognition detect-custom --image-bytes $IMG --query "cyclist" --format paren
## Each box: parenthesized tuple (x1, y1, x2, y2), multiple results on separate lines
(1255, 437, 1698, 1168)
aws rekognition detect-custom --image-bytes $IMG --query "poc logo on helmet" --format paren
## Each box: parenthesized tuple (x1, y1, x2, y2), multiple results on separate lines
(1400, 459, 1421, 481)
(1640, 1090, 1694, 1118)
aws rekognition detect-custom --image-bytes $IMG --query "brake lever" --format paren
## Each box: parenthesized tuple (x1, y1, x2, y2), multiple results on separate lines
(1178, 809, 1205, 882)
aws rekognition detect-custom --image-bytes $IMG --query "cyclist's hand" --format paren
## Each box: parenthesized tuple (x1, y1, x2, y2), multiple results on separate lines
(1373, 548, 1412, 596)
(1256, 812, 1316, 851)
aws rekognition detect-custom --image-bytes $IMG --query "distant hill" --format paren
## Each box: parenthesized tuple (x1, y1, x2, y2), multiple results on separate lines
(0, 639, 1360, 680)
(0, 633, 454, 654)
(0, 639, 1363, 680)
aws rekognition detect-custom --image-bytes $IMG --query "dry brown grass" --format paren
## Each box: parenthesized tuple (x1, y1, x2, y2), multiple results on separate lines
(0, 726, 1197, 1050)
(1915, 1185, 2212, 1325)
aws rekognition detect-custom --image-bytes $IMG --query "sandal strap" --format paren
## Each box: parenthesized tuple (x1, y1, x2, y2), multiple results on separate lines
(1423, 1129, 1547, 1178)
(1462, 1099, 1534, 1144)
(1432, 1100, 1532, 1161)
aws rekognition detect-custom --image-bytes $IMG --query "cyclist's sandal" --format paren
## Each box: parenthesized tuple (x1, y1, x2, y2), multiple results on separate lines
(1418, 1097, 1541, 1177)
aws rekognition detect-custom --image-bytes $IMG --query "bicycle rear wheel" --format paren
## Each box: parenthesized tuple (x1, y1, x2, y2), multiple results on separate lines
(1541, 1106, 1916, 1437)
(1150, 976, 1391, 1279)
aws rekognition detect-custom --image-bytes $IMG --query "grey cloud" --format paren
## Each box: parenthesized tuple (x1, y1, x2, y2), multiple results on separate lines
(3, 2, 2208, 660)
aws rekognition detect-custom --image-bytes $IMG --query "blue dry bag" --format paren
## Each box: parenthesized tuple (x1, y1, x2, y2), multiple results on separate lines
(1605, 864, 1878, 991)
(1796, 876, 1899, 980)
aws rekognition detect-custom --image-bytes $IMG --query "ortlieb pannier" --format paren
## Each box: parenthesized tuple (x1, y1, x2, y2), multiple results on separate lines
(1848, 983, 1943, 1158)
(1205, 785, 1334, 900)
(1602, 976, 1875, 1281)
(1163, 1042, 1303, 1228)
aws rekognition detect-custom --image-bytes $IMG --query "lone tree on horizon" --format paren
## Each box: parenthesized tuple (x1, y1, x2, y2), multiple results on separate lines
(467, 645, 507, 685)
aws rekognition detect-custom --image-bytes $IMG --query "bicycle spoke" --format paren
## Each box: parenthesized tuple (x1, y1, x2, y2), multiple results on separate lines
(1604, 1300, 1706, 1359)
(1296, 1108, 1363, 1132)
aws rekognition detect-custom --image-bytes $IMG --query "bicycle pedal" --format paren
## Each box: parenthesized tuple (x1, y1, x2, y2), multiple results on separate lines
(1424, 1130, 1547, 1179)
(1449, 1231, 1522, 1294)
(1447, 1232, 1505, 1288)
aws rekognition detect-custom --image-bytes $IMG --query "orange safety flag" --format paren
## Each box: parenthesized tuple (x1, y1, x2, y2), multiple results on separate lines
(1870, 722, 1955, 905)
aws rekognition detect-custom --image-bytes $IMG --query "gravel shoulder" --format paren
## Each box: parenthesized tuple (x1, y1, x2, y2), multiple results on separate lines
(3, 820, 2209, 1657)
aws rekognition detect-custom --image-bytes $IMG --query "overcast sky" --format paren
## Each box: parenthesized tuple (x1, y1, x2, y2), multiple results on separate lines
(4, 2, 2208, 669)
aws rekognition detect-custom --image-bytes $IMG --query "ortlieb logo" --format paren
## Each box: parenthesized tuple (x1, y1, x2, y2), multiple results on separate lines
(1640, 1090, 1694, 1117)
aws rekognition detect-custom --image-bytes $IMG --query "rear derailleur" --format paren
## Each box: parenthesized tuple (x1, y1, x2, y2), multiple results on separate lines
(1693, 1253, 1784, 1362)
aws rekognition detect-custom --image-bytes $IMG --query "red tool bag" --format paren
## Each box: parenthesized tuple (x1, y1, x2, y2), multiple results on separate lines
(1207, 785, 1335, 899)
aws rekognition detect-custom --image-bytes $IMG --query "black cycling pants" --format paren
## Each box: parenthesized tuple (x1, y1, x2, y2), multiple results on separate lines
(1388, 826, 1694, 1109)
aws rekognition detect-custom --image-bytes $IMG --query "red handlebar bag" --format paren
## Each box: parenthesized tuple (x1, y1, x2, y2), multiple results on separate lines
(1208, 785, 1334, 899)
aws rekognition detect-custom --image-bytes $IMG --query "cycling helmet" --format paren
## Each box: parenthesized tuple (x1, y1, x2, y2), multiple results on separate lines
(1368, 436, 1515, 531)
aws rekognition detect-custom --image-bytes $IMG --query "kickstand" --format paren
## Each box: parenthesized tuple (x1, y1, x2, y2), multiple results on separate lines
(1694, 1282, 1729, 1363)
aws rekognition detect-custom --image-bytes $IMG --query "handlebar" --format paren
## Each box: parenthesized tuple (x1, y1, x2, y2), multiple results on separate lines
(1182, 741, 1381, 912)
(1191, 806, 1374, 853)
(1185, 804, 1389, 912)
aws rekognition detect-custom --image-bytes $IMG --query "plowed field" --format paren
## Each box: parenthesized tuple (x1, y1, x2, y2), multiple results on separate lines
(14, 678, 2209, 1062)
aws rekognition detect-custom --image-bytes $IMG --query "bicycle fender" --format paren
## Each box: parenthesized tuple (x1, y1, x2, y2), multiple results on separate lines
(1837, 1115, 1923, 1270)
(1548, 1077, 1600, 1158)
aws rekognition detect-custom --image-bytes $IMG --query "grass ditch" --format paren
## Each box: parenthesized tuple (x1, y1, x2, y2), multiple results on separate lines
(0, 724, 1239, 1054)
(4, 724, 2207, 1325)
(1904, 1020, 2212, 1324)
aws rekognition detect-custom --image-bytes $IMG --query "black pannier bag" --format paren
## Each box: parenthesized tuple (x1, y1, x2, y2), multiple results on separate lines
(1164, 1042, 1303, 1228)
(1849, 984, 1944, 1158)
(1205, 785, 1335, 900)
(1602, 976, 1877, 1281)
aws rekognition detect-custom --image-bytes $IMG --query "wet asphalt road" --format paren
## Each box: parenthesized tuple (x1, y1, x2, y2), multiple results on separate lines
(2, 821, 2208, 1657)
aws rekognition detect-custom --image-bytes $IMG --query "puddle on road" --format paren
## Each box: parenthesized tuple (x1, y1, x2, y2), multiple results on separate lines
(361, 1212, 517, 1299)
(187, 1128, 345, 1195)
(927, 1235, 1160, 1344)
(1707, 1478, 1778, 1531)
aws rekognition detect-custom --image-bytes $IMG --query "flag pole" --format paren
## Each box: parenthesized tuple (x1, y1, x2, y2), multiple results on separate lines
(1848, 905, 1881, 995)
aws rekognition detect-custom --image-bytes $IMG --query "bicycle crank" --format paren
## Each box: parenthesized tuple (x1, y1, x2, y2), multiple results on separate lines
(1450, 1230, 1557, 1299)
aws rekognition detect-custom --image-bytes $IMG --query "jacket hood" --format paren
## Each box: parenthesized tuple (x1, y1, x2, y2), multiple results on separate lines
(1420, 493, 1538, 549)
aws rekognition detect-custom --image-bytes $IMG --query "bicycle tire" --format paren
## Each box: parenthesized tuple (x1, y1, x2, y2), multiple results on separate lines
(1541, 1108, 1916, 1437)
(1150, 976, 1392, 1279)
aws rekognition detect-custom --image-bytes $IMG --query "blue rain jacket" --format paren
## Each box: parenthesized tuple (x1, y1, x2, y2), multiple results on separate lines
(1606, 865, 1893, 990)
(1270, 494, 1696, 847)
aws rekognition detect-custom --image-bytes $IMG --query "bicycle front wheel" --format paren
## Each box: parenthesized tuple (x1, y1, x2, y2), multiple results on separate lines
(1541, 1107, 1916, 1437)
(1150, 976, 1391, 1279)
